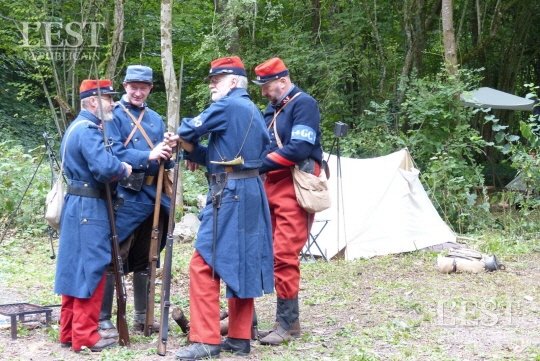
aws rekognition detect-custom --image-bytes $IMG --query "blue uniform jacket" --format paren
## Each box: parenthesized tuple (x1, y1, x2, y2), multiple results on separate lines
(54, 110, 128, 298)
(260, 86, 323, 173)
(107, 97, 171, 242)
(179, 87, 274, 298)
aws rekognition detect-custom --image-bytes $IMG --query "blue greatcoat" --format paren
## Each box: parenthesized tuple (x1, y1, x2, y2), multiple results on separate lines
(54, 110, 128, 298)
(107, 96, 171, 243)
(179, 88, 274, 298)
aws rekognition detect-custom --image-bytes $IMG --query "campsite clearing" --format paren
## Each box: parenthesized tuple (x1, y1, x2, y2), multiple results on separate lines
(0, 238, 539, 360)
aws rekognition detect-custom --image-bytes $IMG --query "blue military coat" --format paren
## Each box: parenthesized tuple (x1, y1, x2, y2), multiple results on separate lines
(180, 87, 274, 298)
(260, 85, 323, 173)
(54, 110, 128, 298)
(107, 96, 171, 242)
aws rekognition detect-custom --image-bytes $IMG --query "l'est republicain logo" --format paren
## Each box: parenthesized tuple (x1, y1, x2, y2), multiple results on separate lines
(20, 21, 105, 48)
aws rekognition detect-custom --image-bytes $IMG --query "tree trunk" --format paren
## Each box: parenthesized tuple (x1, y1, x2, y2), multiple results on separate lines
(441, 0, 458, 75)
(368, 0, 386, 93)
(106, 0, 125, 81)
(160, 0, 178, 132)
(311, 0, 321, 37)
(160, 0, 184, 211)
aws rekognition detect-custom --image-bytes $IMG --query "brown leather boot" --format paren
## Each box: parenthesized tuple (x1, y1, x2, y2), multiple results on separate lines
(259, 324, 295, 345)
(259, 297, 301, 345)
(258, 319, 301, 339)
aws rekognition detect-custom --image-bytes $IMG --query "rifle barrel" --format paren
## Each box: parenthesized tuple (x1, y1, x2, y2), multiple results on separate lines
(95, 80, 130, 346)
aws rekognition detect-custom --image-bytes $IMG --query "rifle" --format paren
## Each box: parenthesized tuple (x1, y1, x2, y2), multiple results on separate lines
(43, 132, 61, 259)
(95, 82, 130, 346)
(144, 162, 164, 336)
(157, 147, 181, 355)
(157, 57, 184, 356)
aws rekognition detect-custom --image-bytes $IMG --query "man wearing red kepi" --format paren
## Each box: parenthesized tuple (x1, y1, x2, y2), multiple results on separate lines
(54, 79, 132, 352)
(168, 56, 273, 360)
(252, 57, 323, 345)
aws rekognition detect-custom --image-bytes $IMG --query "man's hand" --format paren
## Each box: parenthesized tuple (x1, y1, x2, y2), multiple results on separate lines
(164, 132, 194, 152)
(122, 162, 133, 177)
(149, 142, 172, 161)
(164, 132, 178, 147)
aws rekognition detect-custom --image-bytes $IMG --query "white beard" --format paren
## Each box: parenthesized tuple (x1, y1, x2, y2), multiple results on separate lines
(211, 87, 229, 102)
(102, 110, 113, 121)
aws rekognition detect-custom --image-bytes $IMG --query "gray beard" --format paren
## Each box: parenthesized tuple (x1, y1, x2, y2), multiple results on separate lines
(102, 110, 113, 121)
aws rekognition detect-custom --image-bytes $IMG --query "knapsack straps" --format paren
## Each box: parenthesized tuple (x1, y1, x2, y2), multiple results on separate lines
(271, 92, 302, 149)
(118, 102, 154, 149)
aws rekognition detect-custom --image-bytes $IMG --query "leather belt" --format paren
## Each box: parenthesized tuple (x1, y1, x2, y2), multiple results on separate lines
(226, 169, 260, 180)
(206, 169, 260, 181)
(67, 184, 105, 199)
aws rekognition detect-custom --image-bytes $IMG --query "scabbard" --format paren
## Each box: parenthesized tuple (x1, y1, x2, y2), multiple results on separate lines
(210, 173, 227, 278)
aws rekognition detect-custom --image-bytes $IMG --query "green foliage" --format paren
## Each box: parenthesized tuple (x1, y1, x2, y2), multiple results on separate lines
(398, 69, 491, 232)
(421, 151, 491, 233)
(480, 83, 540, 235)
(346, 68, 491, 232)
(180, 167, 208, 212)
(0, 141, 50, 232)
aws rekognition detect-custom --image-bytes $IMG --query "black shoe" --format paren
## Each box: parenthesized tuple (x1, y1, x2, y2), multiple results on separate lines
(221, 337, 250, 356)
(175, 342, 220, 360)
(60, 341, 71, 348)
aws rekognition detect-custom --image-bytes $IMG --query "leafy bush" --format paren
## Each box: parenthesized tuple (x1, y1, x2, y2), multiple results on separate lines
(179, 167, 208, 212)
(0, 140, 209, 236)
(480, 85, 540, 235)
(0, 141, 50, 233)
(345, 68, 491, 232)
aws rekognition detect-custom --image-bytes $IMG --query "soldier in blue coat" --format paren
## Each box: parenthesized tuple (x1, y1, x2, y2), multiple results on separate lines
(168, 56, 274, 360)
(252, 57, 323, 346)
(54, 79, 132, 352)
(99, 65, 173, 336)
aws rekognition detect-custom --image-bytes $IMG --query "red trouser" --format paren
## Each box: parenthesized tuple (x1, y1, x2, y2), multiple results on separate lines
(265, 168, 314, 299)
(188, 251, 254, 344)
(59, 274, 106, 351)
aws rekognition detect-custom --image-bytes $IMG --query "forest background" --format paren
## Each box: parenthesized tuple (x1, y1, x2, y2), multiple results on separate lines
(1, 0, 540, 276)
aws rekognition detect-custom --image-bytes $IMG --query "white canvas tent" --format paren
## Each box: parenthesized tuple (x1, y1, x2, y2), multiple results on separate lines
(309, 149, 456, 260)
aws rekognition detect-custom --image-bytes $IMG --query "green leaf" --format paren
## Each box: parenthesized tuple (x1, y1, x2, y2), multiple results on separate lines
(492, 124, 508, 131)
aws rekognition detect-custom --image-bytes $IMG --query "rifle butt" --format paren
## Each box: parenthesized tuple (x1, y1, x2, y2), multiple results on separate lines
(157, 340, 167, 356)
(117, 310, 130, 346)
(157, 314, 169, 355)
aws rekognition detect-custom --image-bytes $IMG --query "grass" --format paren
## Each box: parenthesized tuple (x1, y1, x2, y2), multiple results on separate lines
(0, 217, 539, 360)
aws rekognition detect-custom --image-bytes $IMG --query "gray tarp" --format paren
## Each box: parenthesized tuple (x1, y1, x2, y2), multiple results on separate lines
(460, 87, 535, 111)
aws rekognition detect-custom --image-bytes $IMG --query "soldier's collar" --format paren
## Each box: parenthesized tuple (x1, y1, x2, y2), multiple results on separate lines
(272, 85, 297, 109)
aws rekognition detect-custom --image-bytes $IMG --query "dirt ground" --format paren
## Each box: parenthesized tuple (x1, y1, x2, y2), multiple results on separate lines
(0, 246, 539, 361)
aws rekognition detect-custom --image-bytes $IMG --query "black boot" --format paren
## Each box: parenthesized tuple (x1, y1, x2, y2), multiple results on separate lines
(221, 337, 250, 356)
(132, 271, 159, 333)
(251, 310, 259, 340)
(175, 343, 220, 360)
(98, 272, 118, 339)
